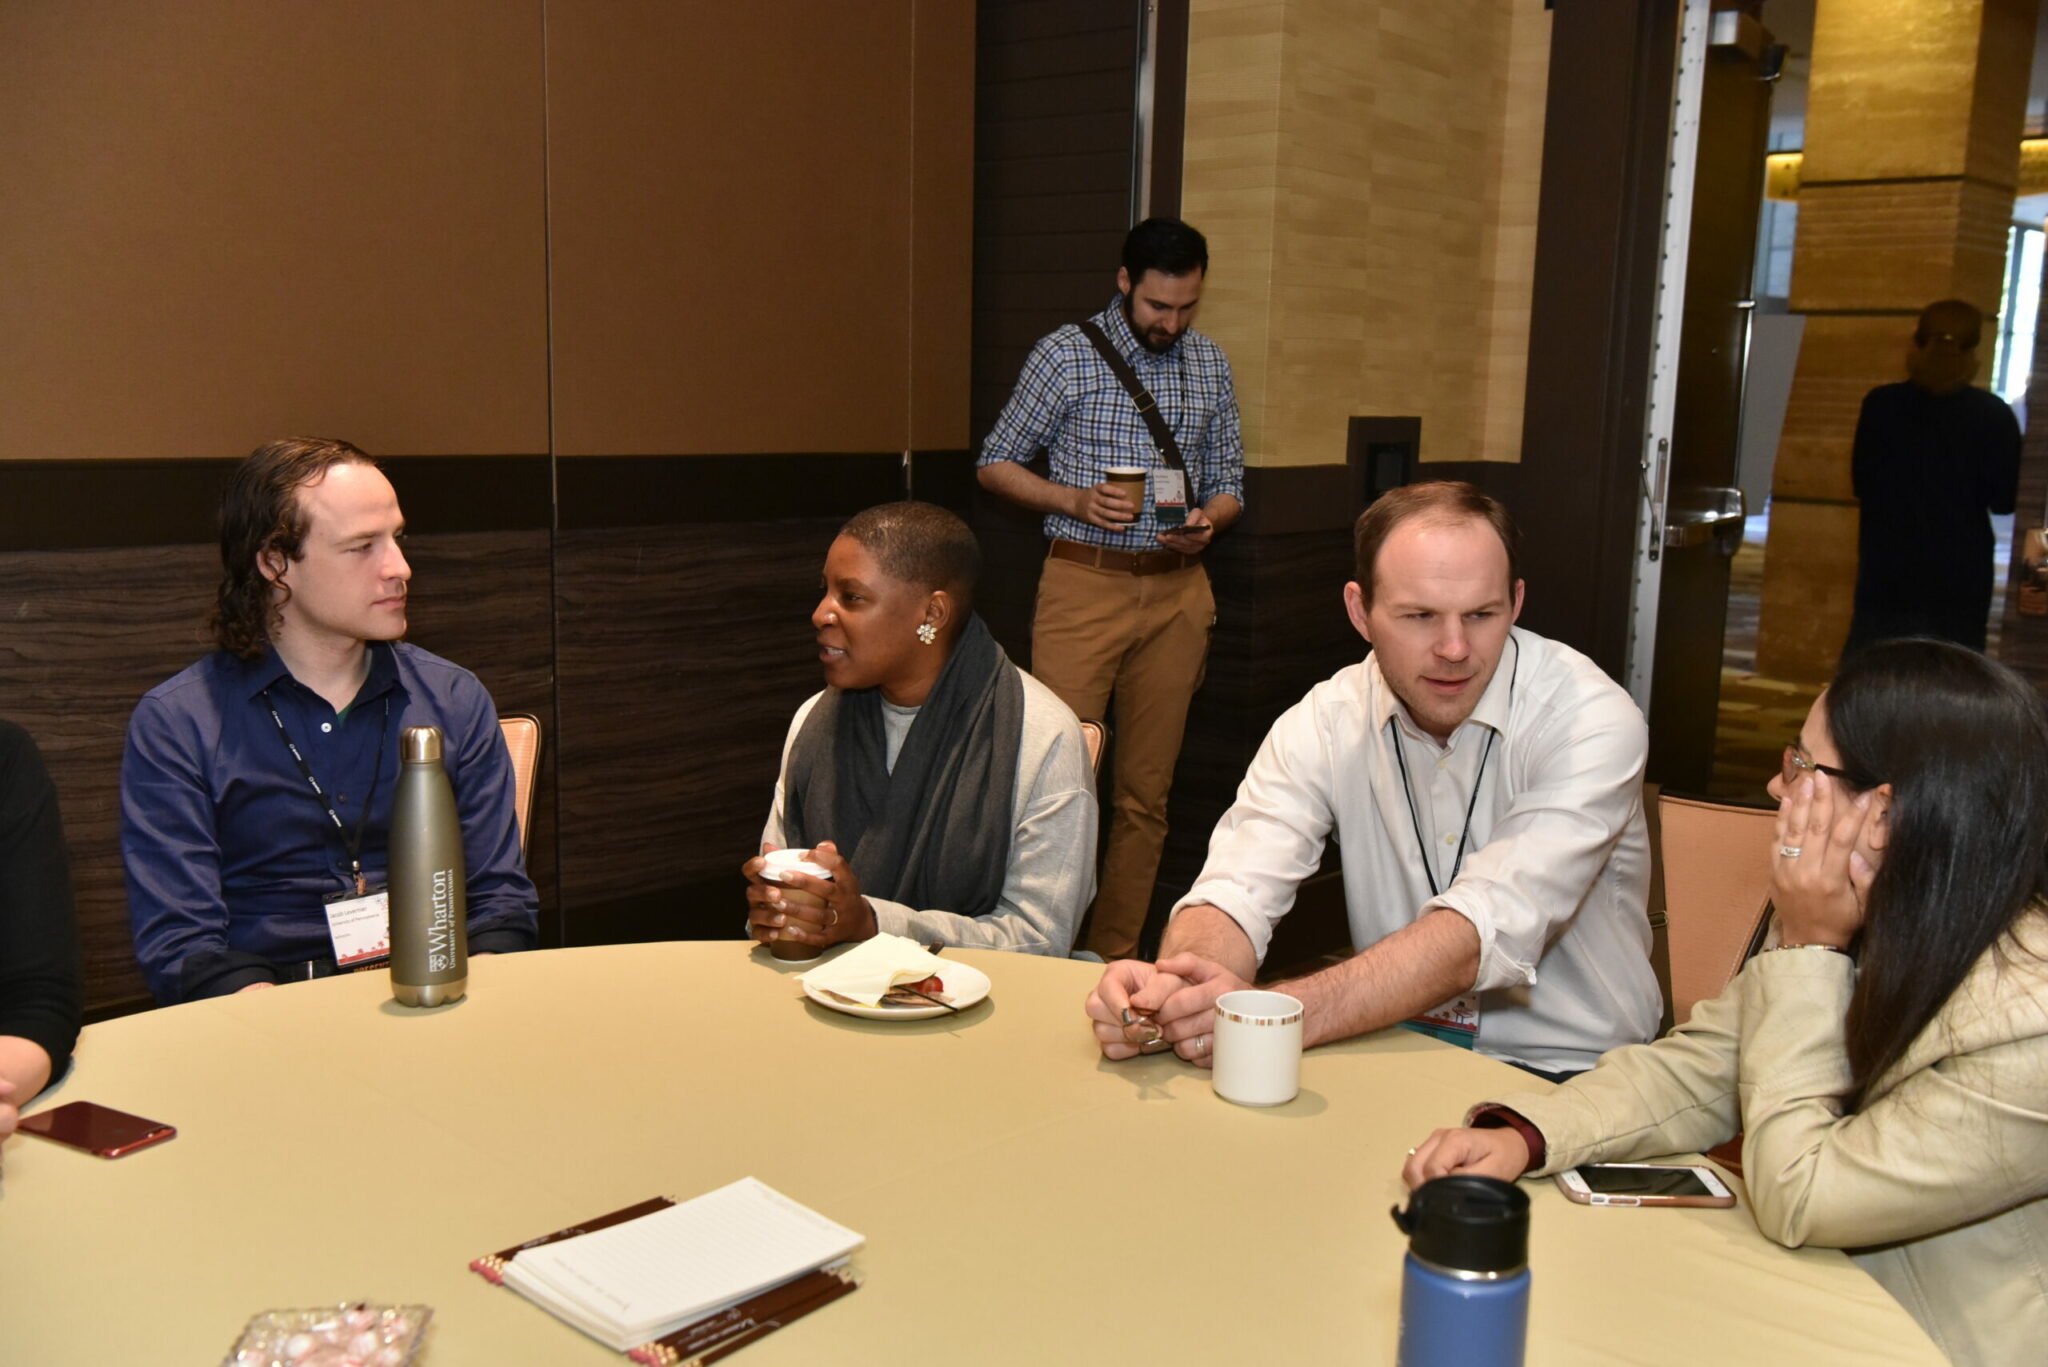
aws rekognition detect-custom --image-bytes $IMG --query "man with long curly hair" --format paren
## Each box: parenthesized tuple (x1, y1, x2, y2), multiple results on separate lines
(120, 439, 537, 1003)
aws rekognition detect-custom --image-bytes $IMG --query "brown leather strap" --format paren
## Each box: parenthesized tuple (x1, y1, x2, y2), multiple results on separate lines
(1047, 539, 1199, 576)
(1077, 320, 1186, 473)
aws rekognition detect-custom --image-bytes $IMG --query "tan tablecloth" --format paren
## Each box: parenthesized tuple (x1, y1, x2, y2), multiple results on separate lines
(0, 942, 1941, 1365)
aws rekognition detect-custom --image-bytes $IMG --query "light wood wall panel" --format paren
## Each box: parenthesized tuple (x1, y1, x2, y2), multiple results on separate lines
(1181, 0, 1549, 469)
(544, 0, 971, 457)
(1179, 6, 1284, 455)
(0, 1, 549, 462)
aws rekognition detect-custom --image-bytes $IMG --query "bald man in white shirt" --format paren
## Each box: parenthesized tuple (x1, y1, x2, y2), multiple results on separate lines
(1085, 482, 1661, 1080)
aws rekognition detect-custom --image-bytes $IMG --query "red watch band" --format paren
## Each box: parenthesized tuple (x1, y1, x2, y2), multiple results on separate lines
(1466, 1104, 1547, 1172)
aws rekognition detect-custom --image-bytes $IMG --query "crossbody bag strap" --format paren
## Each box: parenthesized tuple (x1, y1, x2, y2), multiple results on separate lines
(1077, 320, 1186, 472)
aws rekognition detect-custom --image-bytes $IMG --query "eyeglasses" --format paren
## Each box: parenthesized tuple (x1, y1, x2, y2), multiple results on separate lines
(1781, 746, 1852, 788)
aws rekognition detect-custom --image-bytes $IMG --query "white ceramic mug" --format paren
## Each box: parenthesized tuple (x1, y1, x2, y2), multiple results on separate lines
(1211, 989, 1304, 1106)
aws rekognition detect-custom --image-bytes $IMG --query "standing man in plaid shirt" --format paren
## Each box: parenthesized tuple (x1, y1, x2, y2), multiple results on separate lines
(976, 218, 1245, 961)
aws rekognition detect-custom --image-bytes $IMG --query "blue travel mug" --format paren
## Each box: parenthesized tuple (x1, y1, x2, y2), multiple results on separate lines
(1389, 1175, 1531, 1367)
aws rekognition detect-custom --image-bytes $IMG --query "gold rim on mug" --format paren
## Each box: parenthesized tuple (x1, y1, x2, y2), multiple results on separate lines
(1215, 992, 1303, 1027)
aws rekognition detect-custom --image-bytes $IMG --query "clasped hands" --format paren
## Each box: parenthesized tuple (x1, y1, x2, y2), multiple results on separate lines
(1085, 954, 1250, 1069)
(743, 841, 877, 952)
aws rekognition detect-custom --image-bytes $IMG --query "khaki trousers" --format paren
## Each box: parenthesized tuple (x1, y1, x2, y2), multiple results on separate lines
(1031, 554, 1214, 960)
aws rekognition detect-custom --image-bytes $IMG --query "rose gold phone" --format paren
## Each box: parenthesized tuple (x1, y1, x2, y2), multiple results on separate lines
(15, 1101, 177, 1158)
(1554, 1162, 1736, 1208)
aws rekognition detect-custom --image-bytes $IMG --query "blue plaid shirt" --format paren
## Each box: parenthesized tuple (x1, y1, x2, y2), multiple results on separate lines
(978, 296, 1246, 548)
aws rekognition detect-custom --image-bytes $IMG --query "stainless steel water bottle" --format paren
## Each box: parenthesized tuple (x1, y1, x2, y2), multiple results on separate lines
(389, 725, 468, 1006)
(1390, 1176, 1531, 1367)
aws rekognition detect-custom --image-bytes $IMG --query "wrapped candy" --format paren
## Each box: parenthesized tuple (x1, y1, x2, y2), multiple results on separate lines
(222, 1303, 430, 1367)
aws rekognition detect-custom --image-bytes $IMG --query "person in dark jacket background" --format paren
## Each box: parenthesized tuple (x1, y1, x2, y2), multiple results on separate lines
(1845, 298, 2021, 657)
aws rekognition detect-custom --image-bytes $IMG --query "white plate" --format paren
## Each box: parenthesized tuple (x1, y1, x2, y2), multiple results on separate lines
(803, 958, 991, 1020)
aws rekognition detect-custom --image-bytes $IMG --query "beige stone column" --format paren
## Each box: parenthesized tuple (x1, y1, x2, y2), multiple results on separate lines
(1757, 0, 2036, 680)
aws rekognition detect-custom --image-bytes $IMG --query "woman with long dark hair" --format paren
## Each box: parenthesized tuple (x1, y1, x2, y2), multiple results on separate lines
(1402, 639, 2048, 1366)
(743, 502, 1097, 956)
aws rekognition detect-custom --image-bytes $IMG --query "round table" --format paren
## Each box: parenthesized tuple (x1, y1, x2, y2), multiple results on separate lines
(0, 943, 1942, 1365)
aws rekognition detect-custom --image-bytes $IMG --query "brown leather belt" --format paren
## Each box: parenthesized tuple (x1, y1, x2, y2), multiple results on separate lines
(1047, 538, 1200, 576)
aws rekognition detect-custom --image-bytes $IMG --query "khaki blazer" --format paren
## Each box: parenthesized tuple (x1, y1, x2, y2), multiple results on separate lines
(1492, 913, 2048, 1367)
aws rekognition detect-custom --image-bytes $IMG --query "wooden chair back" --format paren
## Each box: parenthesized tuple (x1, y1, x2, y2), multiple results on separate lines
(498, 713, 542, 858)
(1654, 791, 1776, 1028)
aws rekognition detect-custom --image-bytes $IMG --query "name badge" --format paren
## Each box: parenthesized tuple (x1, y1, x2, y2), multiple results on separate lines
(1149, 469, 1188, 527)
(1401, 992, 1480, 1050)
(323, 888, 391, 968)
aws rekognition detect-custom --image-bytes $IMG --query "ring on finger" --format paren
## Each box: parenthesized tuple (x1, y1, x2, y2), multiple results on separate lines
(825, 907, 839, 928)
(1779, 844, 1804, 858)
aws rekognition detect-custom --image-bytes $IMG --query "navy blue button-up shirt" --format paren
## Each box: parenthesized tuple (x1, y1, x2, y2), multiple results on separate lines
(121, 641, 538, 1003)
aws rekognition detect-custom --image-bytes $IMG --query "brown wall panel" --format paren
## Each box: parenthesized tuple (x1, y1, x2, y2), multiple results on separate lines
(970, 1, 1143, 657)
(911, 0, 977, 452)
(1146, 467, 1364, 961)
(401, 530, 562, 947)
(0, 546, 217, 1014)
(0, 1, 549, 462)
(552, 521, 840, 927)
(545, 1, 971, 457)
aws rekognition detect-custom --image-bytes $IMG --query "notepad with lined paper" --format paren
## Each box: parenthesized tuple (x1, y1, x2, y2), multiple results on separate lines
(477, 1178, 864, 1356)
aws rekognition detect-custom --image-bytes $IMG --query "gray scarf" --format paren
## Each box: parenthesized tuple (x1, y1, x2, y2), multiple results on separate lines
(782, 613, 1023, 919)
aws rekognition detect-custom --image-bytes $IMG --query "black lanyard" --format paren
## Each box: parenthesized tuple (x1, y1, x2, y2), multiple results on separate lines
(261, 689, 391, 896)
(1394, 723, 1496, 899)
(1390, 635, 1520, 899)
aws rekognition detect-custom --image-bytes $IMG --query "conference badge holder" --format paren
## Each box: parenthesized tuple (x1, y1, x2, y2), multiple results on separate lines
(1149, 469, 1188, 528)
(324, 886, 392, 970)
(1403, 992, 1480, 1050)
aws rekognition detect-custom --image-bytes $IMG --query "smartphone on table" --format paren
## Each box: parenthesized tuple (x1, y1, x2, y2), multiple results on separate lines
(14, 1101, 177, 1158)
(1554, 1162, 1735, 1208)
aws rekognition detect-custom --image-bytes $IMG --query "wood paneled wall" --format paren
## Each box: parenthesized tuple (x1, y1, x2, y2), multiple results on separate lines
(544, 1, 970, 455)
(0, 2, 551, 461)
(0, 2, 969, 465)
(968, 0, 1149, 661)
(1179, 0, 1551, 469)
(0, 3, 972, 1016)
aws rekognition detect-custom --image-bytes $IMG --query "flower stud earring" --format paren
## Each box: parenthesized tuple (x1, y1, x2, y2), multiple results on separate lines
(916, 622, 938, 645)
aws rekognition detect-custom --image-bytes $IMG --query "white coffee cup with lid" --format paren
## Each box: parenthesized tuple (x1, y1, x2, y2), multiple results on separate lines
(758, 849, 834, 962)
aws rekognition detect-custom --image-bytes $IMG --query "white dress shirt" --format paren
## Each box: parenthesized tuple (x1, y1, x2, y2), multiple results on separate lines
(1175, 627, 1661, 1072)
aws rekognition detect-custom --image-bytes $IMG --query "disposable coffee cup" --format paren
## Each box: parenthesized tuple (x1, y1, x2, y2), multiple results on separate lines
(1104, 466, 1147, 523)
(1212, 989, 1305, 1106)
(758, 849, 833, 963)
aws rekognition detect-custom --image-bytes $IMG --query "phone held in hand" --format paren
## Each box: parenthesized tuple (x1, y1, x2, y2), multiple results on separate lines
(15, 1101, 177, 1158)
(1554, 1162, 1736, 1208)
